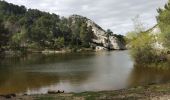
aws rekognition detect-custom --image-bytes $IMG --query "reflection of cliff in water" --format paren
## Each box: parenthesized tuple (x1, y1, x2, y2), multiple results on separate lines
(0, 53, 95, 94)
(3, 51, 169, 95)
(127, 66, 170, 88)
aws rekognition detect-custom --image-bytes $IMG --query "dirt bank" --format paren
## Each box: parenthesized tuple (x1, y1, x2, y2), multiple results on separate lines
(1, 83, 170, 100)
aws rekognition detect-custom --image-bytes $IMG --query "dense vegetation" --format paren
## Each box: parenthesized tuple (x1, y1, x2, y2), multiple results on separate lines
(127, 0, 170, 65)
(157, 0, 170, 49)
(128, 32, 157, 64)
(0, 1, 94, 53)
(0, 18, 8, 52)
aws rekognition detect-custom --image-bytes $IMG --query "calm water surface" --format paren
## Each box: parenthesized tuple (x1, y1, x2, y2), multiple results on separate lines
(0, 51, 170, 94)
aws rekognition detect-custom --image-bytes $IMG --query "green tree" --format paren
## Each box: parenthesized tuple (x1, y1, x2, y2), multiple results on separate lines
(125, 31, 137, 44)
(80, 23, 93, 47)
(157, 0, 170, 49)
(127, 15, 146, 47)
(130, 32, 158, 64)
(53, 37, 65, 49)
(10, 28, 28, 49)
(106, 29, 113, 36)
(113, 34, 126, 45)
(0, 19, 9, 52)
(0, 1, 96, 51)
(106, 29, 113, 49)
(128, 15, 159, 64)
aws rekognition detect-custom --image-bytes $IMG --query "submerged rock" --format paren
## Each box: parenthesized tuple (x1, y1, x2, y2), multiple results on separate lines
(48, 90, 64, 94)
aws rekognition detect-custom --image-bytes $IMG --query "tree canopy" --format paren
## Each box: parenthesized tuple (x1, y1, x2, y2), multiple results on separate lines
(0, 1, 94, 50)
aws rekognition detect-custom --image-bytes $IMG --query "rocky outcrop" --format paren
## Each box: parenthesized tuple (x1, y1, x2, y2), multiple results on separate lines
(69, 15, 126, 51)
(148, 25, 165, 50)
(95, 46, 107, 51)
(86, 17, 126, 50)
(109, 36, 126, 50)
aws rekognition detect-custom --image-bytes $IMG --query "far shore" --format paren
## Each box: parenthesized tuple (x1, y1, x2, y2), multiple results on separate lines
(1, 48, 127, 57)
(1, 48, 92, 56)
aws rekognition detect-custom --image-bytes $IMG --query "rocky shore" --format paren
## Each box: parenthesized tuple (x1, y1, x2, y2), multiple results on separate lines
(1, 83, 170, 100)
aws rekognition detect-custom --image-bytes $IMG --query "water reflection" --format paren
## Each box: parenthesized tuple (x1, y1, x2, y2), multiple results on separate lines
(0, 53, 96, 94)
(0, 51, 170, 95)
(127, 67, 170, 87)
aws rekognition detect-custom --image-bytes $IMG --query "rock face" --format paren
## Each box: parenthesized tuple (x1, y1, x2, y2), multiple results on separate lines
(70, 15, 126, 50)
(148, 25, 161, 35)
(95, 46, 107, 51)
(109, 36, 125, 50)
(86, 17, 126, 50)
(148, 25, 165, 50)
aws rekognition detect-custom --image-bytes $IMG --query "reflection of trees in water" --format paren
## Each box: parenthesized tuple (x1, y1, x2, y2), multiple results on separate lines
(0, 69, 94, 94)
(127, 65, 170, 88)
(0, 53, 5, 64)
(0, 53, 95, 94)
(0, 52, 95, 66)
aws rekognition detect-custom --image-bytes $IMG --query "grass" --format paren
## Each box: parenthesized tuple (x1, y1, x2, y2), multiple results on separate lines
(2, 83, 170, 100)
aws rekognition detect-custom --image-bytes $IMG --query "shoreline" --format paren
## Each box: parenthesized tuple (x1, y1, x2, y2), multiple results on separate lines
(0, 48, 94, 57)
(1, 48, 127, 57)
(1, 83, 170, 100)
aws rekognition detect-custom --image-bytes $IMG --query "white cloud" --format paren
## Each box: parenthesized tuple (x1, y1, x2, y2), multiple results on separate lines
(5, 0, 168, 35)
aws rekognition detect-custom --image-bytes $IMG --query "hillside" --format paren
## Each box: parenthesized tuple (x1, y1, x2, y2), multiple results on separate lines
(0, 1, 125, 53)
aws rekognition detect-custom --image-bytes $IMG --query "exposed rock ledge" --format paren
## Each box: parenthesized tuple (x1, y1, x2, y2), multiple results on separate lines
(70, 15, 126, 51)
(87, 17, 126, 50)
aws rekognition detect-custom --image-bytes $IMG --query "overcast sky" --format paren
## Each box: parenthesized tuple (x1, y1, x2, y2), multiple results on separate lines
(5, 0, 168, 35)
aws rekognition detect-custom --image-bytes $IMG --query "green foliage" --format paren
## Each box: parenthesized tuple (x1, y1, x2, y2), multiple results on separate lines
(53, 37, 65, 49)
(128, 0, 170, 65)
(11, 32, 24, 47)
(0, 1, 26, 16)
(129, 32, 158, 64)
(106, 29, 113, 36)
(113, 34, 126, 45)
(126, 15, 146, 45)
(106, 29, 126, 46)
(126, 31, 137, 40)
(0, 1, 94, 51)
(80, 23, 93, 47)
(125, 31, 138, 44)
(127, 14, 164, 64)
(0, 18, 9, 51)
(157, 0, 170, 49)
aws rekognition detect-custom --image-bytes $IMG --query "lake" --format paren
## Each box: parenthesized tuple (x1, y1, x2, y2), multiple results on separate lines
(0, 51, 170, 95)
